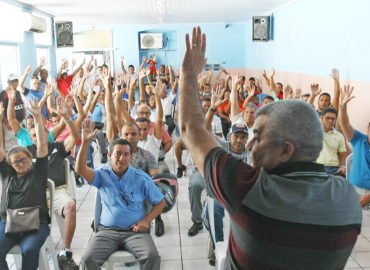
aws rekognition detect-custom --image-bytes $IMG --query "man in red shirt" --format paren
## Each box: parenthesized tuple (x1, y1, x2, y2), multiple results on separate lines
(57, 59, 85, 97)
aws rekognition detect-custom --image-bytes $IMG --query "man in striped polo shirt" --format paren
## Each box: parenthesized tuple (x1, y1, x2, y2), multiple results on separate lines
(178, 27, 362, 270)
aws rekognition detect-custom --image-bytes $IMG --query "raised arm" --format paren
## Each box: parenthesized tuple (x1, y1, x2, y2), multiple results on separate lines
(0, 104, 6, 162)
(18, 65, 32, 93)
(71, 59, 85, 78)
(27, 98, 48, 157)
(55, 97, 79, 152)
(139, 56, 146, 71)
(39, 80, 55, 112)
(153, 80, 164, 140)
(76, 119, 97, 183)
(308, 83, 322, 107)
(207, 69, 213, 85)
(57, 59, 67, 81)
(120, 57, 127, 75)
(269, 68, 280, 96)
(178, 27, 219, 176)
(138, 69, 147, 101)
(104, 75, 117, 142)
(33, 57, 47, 78)
(338, 85, 355, 141)
(206, 87, 225, 131)
(128, 77, 138, 109)
(331, 68, 340, 111)
(262, 70, 270, 88)
(6, 87, 20, 135)
(243, 86, 256, 108)
(230, 73, 242, 118)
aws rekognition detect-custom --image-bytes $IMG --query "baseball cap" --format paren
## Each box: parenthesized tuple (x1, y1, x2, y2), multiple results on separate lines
(230, 123, 248, 134)
(7, 74, 19, 81)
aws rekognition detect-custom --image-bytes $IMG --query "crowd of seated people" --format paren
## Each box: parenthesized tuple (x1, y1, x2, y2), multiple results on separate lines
(0, 27, 368, 270)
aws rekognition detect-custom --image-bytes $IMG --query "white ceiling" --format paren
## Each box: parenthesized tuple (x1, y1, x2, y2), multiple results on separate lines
(18, 0, 296, 26)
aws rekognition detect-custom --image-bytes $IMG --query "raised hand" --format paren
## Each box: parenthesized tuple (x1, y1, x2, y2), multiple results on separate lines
(25, 65, 32, 75)
(231, 72, 241, 90)
(247, 85, 255, 97)
(6, 86, 16, 100)
(310, 83, 321, 96)
(271, 68, 276, 77)
(330, 68, 339, 81)
(56, 96, 69, 118)
(70, 85, 78, 97)
(154, 79, 163, 96)
(81, 118, 97, 142)
(263, 70, 267, 77)
(45, 79, 56, 97)
(174, 70, 180, 78)
(27, 97, 41, 118)
(182, 27, 207, 76)
(340, 85, 355, 106)
(142, 56, 146, 63)
(283, 85, 294, 99)
(139, 69, 147, 80)
(294, 88, 302, 99)
(40, 57, 47, 67)
(121, 56, 125, 65)
(71, 59, 76, 68)
(211, 86, 226, 108)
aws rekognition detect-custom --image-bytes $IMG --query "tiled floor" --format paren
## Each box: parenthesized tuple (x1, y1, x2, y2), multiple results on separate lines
(5, 147, 370, 269)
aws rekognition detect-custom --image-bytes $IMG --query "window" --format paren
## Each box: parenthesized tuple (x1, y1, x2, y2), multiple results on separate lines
(0, 2, 24, 43)
(0, 45, 19, 90)
(36, 47, 50, 71)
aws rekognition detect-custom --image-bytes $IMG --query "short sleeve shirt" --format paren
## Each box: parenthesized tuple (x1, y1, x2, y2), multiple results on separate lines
(130, 147, 158, 174)
(349, 130, 370, 189)
(138, 134, 161, 161)
(91, 166, 164, 228)
(91, 103, 104, 123)
(16, 126, 55, 147)
(22, 88, 47, 119)
(317, 129, 346, 166)
(28, 142, 70, 187)
(0, 156, 49, 222)
(0, 90, 25, 122)
(57, 75, 73, 97)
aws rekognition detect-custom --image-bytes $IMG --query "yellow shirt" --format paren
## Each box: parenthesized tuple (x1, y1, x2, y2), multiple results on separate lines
(317, 129, 346, 166)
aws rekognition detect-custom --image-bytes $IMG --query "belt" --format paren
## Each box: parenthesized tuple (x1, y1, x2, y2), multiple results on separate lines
(158, 158, 165, 162)
(98, 225, 133, 232)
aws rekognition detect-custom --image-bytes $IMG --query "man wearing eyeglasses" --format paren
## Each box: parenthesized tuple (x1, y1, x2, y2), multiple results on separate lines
(317, 107, 347, 175)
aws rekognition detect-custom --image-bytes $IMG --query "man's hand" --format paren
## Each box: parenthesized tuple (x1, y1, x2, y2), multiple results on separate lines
(81, 118, 97, 142)
(294, 88, 302, 99)
(271, 68, 276, 77)
(231, 73, 242, 90)
(310, 83, 321, 97)
(154, 79, 163, 96)
(182, 27, 206, 76)
(27, 97, 42, 118)
(337, 166, 346, 175)
(130, 219, 150, 233)
(330, 68, 339, 81)
(25, 65, 32, 76)
(71, 59, 76, 68)
(40, 57, 47, 67)
(247, 85, 255, 97)
(360, 194, 370, 208)
(139, 69, 147, 80)
(6, 86, 16, 100)
(283, 85, 294, 99)
(340, 85, 355, 106)
(263, 70, 267, 77)
(121, 56, 125, 65)
(142, 56, 146, 63)
(56, 96, 69, 118)
(211, 86, 226, 108)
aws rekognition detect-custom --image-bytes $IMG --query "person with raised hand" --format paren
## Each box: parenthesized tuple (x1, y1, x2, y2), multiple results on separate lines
(338, 85, 370, 208)
(308, 82, 331, 116)
(178, 26, 361, 270)
(0, 97, 49, 270)
(77, 119, 165, 270)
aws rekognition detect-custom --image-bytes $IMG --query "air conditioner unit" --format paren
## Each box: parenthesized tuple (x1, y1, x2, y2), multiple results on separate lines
(23, 13, 47, 33)
(140, 33, 163, 49)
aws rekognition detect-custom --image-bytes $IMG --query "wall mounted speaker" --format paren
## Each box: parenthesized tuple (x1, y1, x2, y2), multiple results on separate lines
(253, 16, 271, 41)
(55, 21, 73, 48)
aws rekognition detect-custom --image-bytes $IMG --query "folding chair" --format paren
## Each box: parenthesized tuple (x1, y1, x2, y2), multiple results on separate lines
(92, 190, 140, 270)
(9, 179, 59, 270)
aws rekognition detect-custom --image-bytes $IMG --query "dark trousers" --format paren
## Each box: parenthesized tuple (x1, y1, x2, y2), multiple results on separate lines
(165, 116, 176, 136)
(0, 221, 50, 270)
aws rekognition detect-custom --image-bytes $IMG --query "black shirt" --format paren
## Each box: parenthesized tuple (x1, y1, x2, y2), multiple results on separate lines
(0, 157, 49, 222)
(28, 142, 70, 188)
(0, 90, 25, 122)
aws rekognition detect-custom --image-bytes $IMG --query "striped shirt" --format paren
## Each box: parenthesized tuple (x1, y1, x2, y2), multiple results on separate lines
(204, 147, 362, 270)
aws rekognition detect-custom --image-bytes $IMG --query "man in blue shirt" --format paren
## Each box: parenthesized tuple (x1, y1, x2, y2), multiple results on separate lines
(76, 119, 165, 270)
(339, 86, 370, 208)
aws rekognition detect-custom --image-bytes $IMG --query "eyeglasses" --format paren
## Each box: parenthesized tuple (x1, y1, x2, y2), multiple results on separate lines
(11, 157, 29, 166)
(137, 111, 150, 115)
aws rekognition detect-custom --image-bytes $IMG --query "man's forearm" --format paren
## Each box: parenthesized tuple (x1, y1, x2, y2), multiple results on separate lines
(163, 141, 173, 154)
(143, 200, 165, 223)
(76, 140, 89, 175)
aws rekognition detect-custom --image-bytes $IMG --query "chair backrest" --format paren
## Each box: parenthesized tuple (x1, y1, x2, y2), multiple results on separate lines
(93, 189, 152, 232)
(346, 153, 353, 181)
(64, 158, 77, 198)
(47, 179, 55, 226)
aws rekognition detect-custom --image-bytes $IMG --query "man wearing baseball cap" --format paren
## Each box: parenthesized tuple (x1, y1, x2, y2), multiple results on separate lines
(0, 73, 25, 123)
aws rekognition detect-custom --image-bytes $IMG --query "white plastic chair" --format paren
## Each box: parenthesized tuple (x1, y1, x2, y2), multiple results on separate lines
(346, 153, 353, 181)
(55, 158, 77, 236)
(93, 190, 139, 270)
(8, 179, 59, 270)
(207, 196, 230, 270)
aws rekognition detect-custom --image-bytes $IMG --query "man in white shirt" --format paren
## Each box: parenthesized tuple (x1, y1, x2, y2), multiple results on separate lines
(159, 80, 176, 136)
